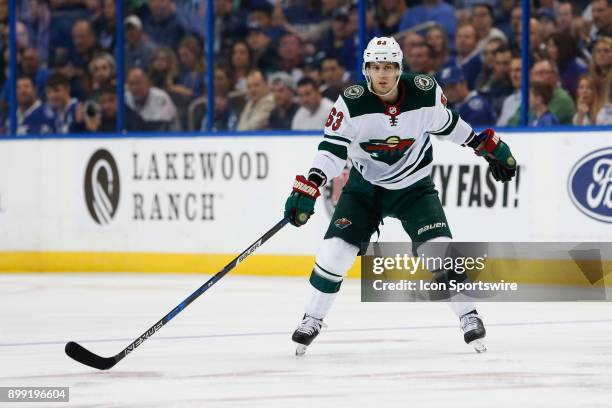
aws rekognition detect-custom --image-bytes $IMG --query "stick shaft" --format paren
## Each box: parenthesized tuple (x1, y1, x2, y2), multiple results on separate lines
(112, 218, 290, 364)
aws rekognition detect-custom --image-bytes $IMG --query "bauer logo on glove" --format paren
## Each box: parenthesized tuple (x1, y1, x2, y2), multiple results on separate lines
(284, 175, 321, 227)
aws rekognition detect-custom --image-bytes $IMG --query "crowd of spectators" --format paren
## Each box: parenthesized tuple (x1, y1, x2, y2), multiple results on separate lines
(0, 0, 610, 135)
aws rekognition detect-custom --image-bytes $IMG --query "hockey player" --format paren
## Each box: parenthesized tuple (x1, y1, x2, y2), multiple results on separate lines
(284, 37, 517, 355)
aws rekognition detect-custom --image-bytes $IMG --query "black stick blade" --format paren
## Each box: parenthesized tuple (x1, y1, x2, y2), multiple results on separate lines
(65, 341, 117, 370)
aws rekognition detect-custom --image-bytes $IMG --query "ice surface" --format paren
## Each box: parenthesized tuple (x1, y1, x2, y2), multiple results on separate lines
(1, 274, 611, 408)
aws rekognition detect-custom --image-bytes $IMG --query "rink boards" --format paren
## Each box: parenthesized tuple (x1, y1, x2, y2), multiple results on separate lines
(0, 131, 611, 280)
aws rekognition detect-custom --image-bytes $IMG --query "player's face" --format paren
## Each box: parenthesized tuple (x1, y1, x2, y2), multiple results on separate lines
(367, 62, 399, 94)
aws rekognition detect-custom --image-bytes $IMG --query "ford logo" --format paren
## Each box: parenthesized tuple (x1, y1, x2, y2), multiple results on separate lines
(568, 147, 612, 223)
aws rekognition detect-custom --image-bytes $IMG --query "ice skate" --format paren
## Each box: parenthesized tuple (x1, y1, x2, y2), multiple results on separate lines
(292, 314, 326, 356)
(460, 311, 487, 353)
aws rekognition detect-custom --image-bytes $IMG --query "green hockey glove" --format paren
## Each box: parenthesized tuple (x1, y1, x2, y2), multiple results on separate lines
(284, 175, 321, 227)
(474, 128, 517, 183)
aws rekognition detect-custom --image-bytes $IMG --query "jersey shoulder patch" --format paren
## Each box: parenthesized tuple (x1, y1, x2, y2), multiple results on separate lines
(413, 74, 435, 91)
(399, 73, 437, 111)
(340, 81, 382, 117)
(343, 85, 365, 99)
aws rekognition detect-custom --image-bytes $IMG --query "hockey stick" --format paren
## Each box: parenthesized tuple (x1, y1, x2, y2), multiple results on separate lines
(65, 217, 290, 370)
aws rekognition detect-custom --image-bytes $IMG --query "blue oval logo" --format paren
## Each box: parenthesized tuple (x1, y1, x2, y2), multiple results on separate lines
(568, 147, 612, 223)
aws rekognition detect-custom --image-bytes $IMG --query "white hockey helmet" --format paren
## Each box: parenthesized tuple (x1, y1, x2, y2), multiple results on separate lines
(362, 36, 403, 96)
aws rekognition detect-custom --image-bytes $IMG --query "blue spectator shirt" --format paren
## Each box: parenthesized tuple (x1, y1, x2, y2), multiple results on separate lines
(399, 1, 457, 43)
(530, 111, 559, 127)
(455, 91, 497, 127)
(50, 98, 80, 134)
(141, 12, 187, 49)
(16, 100, 56, 135)
(445, 50, 482, 90)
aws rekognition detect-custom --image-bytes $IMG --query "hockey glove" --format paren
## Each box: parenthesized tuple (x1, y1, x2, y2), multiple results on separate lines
(284, 175, 321, 227)
(474, 128, 517, 183)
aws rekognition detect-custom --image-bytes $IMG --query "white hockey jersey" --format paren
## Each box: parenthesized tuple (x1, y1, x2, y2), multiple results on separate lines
(312, 73, 475, 190)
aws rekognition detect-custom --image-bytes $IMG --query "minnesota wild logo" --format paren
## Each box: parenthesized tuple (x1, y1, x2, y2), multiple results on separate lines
(360, 136, 415, 165)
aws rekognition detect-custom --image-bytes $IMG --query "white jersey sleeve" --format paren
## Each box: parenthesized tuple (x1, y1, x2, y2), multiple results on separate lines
(310, 97, 357, 183)
(428, 83, 474, 145)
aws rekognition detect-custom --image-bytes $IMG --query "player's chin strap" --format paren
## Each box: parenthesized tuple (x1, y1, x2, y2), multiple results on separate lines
(364, 72, 402, 97)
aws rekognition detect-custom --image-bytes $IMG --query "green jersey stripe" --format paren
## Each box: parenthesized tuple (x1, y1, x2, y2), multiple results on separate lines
(318, 141, 348, 160)
(386, 146, 433, 185)
(324, 134, 351, 145)
(379, 140, 431, 183)
(430, 110, 459, 136)
(430, 109, 452, 134)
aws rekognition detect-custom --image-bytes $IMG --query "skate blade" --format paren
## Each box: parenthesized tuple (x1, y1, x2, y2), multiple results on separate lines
(469, 339, 487, 353)
(295, 344, 308, 357)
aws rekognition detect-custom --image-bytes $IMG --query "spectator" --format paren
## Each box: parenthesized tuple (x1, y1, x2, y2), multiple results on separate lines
(556, 1, 575, 32)
(125, 67, 180, 131)
(494, 0, 515, 40)
(44, 72, 80, 134)
(536, 8, 557, 41)
(472, 3, 507, 53)
(19, 47, 52, 98)
(426, 25, 450, 71)
(92, 0, 116, 53)
(509, 6, 522, 52)
(237, 70, 275, 130)
(399, 0, 457, 46)
(175, 0, 207, 39)
(124, 15, 155, 71)
(545, 30, 589, 97)
(376, 0, 407, 36)
(23, 0, 51, 65)
(291, 76, 334, 130)
(447, 24, 482, 90)
(77, 83, 147, 133)
(407, 43, 437, 75)
(303, 57, 322, 84)
(529, 81, 559, 126)
(573, 74, 612, 125)
(214, 64, 246, 114)
(69, 19, 100, 70)
(246, 22, 277, 73)
(317, 10, 357, 74)
(140, 0, 187, 49)
(88, 53, 116, 100)
(497, 56, 522, 127)
(475, 37, 504, 94)
(273, 33, 306, 85)
(281, 0, 326, 41)
(320, 56, 350, 101)
(529, 18, 545, 56)
(487, 45, 514, 114)
(148, 47, 179, 89)
(177, 36, 206, 100)
(229, 40, 254, 95)
(531, 59, 576, 124)
(588, 0, 612, 44)
(268, 73, 299, 129)
(248, 1, 285, 44)
(214, 0, 248, 56)
(15, 76, 55, 135)
(401, 31, 426, 71)
(589, 37, 612, 104)
(439, 65, 497, 126)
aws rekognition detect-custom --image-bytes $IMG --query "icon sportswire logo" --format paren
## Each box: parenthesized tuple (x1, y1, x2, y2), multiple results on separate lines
(84, 149, 120, 225)
(568, 147, 612, 223)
